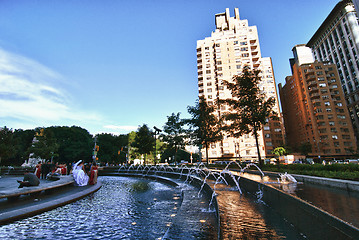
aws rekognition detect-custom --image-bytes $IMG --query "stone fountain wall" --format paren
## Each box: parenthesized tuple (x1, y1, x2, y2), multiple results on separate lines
(237, 175, 359, 240)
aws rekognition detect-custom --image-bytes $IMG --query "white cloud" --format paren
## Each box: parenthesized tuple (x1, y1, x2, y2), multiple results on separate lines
(103, 125, 138, 131)
(0, 47, 101, 129)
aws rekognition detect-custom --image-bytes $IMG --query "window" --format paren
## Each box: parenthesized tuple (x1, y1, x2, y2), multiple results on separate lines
(341, 128, 349, 132)
(329, 121, 335, 126)
(319, 83, 326, 87)
(318, 122, 325, 126)
(207, 88, 212, 93)
(342, 135, 350, 139)
(332, 135, 338, 139)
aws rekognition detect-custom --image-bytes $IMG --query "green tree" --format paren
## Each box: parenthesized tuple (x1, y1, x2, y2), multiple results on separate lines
(272, 146, 287, 165)
(96, 133, 128, 165)
(299, 142, 312, 158)
(219, 66, 277, 166)
(161, 113, 187, 163)
(0, 126, 16, 165)
(49, 126, 93, 164)
(128, 131, 143, 164)
(132, 124, 155, 165)
(186, 97, 223, 164)
(27, 128, 59, 161)
(12, 129, 36, 166)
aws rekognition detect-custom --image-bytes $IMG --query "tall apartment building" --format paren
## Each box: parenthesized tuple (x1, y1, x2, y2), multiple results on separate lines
(306, 0, 359, 146)
(196, 8, 284, 162)
(353, 0, 359, 17)
(279, 45, 356, 158)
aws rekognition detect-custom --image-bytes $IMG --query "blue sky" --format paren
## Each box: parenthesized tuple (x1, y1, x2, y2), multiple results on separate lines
(0, 0, 340, 135)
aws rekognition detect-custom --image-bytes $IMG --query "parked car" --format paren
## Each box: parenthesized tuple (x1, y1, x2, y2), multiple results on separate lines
(344, 159, 359, 164)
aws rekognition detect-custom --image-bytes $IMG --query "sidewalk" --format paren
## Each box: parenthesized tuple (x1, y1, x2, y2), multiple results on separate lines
(0, 175, 101, 225)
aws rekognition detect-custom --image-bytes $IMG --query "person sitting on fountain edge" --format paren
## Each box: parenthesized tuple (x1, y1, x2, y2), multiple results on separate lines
(17, 170, 40, 188)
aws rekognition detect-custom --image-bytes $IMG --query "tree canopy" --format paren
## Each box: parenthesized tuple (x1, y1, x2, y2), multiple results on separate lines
(161, 113, 187, 163)
(186, 97, 222, 164)
(132, 124, 155, 165)
(27, 128, 59, 161)
(219, 66, 277, 166)
(0, 127, 16, 165)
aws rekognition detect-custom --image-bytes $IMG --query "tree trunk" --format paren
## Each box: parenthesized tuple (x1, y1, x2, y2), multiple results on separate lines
(205, 142, 209, 165)
(254, 130, 263, 167)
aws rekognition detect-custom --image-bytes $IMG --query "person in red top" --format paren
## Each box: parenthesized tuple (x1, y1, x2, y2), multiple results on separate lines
(34, 161, 41, 179)
(89, 162, 98, 185)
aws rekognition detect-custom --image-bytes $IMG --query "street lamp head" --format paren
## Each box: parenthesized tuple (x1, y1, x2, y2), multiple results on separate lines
(154, 126, 162, 132)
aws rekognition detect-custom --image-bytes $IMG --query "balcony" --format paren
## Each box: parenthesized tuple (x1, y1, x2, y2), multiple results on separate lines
(309, 87, 319, 93)
(309, 93, 320, 99)
(307, 81, 317, 87)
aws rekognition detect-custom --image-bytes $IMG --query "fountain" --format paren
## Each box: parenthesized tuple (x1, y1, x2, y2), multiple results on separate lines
(278, 172, 297, 183)
(3, 161, 358, 239)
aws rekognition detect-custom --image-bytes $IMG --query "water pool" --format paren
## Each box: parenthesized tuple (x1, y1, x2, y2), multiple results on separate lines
(0, 176, 183, 239)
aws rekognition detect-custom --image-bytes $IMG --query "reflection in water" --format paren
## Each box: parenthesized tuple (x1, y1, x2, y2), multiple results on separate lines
(212, 182, 306, 240)
(239, 171, 359, 228)
(0, 176, 183, 239)
(293, 183, 359, 228)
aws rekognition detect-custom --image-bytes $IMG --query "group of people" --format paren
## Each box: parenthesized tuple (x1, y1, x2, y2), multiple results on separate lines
(34, 161, 68, 180)
(72, 160, 98, 186)
(17, 160, 98, 188)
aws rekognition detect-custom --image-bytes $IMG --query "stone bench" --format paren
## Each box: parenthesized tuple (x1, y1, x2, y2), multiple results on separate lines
(0, 175, 75, 200)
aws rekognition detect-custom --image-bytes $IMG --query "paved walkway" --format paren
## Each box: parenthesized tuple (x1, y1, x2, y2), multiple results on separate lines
(0, 175, 101, 225)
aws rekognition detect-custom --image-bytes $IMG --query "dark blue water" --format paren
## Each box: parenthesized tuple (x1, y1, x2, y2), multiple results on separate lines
(0, 176, 183, 239)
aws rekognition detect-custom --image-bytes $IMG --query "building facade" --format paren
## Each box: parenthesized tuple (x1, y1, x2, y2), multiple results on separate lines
(196, 8, 284, 162)
(279, 45, 356, 159)
(307, 0, 359, 146)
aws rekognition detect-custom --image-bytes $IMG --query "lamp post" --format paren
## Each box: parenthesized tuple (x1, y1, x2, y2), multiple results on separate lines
(153, 126, 162, 165)
(233, 141, 240, 162)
